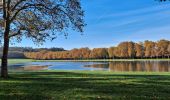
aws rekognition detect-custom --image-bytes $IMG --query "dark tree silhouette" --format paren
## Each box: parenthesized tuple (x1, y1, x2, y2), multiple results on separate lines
(0, 0, 85, 78)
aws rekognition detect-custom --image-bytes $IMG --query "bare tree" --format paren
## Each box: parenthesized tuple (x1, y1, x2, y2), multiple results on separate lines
(0, 0, 85, 78)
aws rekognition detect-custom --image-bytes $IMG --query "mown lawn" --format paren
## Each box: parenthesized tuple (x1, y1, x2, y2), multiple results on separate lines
(0, 71, 170, 100)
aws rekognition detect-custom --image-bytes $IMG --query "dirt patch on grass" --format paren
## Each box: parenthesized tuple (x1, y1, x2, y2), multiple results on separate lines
(17, 65, 49, 71)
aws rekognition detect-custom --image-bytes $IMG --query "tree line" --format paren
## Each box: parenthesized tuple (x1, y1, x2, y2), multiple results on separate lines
(0, 47, 65, 58)
(24, 39, 170, 60)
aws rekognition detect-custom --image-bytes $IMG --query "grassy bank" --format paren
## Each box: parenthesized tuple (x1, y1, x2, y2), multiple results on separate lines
(8, 59, 34, 64)
(0, 71, 170, 100)
(0, 58, 169, 64)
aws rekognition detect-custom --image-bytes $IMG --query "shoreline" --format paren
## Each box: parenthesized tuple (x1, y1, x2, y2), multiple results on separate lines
(33, 59, 170, 62)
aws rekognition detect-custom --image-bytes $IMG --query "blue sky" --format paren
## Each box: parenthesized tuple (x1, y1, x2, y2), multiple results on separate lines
(15, 0, 170, 50)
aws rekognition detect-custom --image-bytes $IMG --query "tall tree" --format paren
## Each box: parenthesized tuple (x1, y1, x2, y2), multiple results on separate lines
(70, 48, 82, 59)
(117, 42, 129, 58)
(144, 41, 156, 58)
(156, 40, 169, 58)
(0, 0, 85, 78)
(90, 48, 108, 59)
(79, 48, 91, 59)
(167, 44, 170, 58)
(135, 43, 144, 58)
(127, 42, 135, 58)
(108, 47, 116, 59)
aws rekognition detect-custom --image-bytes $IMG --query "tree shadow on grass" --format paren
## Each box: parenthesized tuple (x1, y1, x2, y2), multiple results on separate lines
(0, 71, 170, 100)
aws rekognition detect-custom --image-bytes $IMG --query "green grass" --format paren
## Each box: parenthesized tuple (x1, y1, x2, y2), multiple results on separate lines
(7, 59, 33, 64)
(0, 58, 169, 64)
(0, 71, 170, 100)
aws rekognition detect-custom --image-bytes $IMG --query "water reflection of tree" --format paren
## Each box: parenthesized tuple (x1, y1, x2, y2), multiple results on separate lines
(11, 66, 48, 71)
(108, 61, 170, 72)
(84, 63, 109, 70)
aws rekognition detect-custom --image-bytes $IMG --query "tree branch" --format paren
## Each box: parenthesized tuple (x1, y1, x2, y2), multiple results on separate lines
(10, 3, 50, 22)
(11, 0, 27, 11)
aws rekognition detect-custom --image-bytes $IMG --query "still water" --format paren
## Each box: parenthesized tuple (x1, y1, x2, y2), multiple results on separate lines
(9, 61, 170, 72)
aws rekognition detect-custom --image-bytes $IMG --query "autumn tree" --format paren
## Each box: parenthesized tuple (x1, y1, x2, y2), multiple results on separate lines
(167, 44, 170, 58)
(113, 47, 121, 58)
(156, 40, 169, 58)
(98, 48, 109, 59)
(90, 48, 108, 59)
(117, 42, 129, 58)
(127, 42, 135, 58)
(79, 48, 91, 59)
(135, 42, 144, 58)
(70, 49, 82, 59)
(0, 0, 85, 78)
(89, 48, 97, 59)
(144, 41, 156, 58)
(108, 47, 116, 59)
(36, 50, 48, 59)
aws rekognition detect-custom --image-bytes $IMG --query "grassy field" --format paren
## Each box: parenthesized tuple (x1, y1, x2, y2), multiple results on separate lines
(0, 71, 170, 100)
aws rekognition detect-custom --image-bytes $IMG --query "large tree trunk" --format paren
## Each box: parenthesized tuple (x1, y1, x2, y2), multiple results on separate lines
(1, 26, 10, 78)
(1, 0, 11, 78)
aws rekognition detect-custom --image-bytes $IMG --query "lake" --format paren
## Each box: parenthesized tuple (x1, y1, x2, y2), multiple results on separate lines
(8, 61, 170, 72)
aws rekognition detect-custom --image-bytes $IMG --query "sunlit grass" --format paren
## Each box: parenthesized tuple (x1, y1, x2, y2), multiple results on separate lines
(0, 71, 170, 100)
(7, 59, 33, 64)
